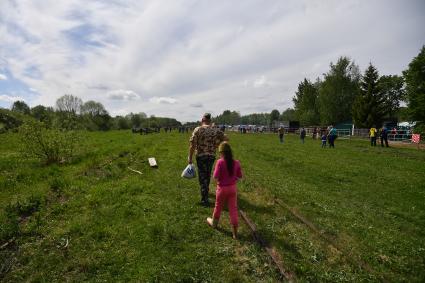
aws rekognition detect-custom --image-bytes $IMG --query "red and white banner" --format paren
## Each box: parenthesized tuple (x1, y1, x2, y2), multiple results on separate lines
(412, 134, 421, 144)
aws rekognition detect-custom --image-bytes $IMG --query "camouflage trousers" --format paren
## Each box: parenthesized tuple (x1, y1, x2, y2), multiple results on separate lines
(196, 155, 216, 203)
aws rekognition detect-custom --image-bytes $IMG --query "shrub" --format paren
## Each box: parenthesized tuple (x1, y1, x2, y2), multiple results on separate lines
(0, 109, 25, 133)
(19, 120, 80, 164)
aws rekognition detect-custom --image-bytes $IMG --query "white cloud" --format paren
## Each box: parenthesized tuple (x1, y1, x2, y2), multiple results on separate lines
(149, 96, 177, 104)
(0, 0, 424, 121)
(0, 74, 7, 80)
(107, 89, 139, 101)
(0, 94, 24, 102)
(253, 75, 268, 88)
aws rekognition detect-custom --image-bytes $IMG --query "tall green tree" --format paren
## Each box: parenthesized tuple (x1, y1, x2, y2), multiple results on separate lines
(293, 78, 320, 125)
(11, 100, 30, 114)
(403, 45, 425, 130)
(318, 57, 360, 125)
(128, 113, 142, 128)
(280, 108, 296, 121)
(352, 63, 385, 128)
(115, 116, 131, 130)
(270, 109, 280, 126)
(54, 95, 83, 130)
(378, 75, 405, 120)
(31, 105, 54, 125)
(81, 101, 111, 131)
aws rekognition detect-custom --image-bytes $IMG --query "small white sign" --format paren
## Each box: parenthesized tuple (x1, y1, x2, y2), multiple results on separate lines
(148, 157, 158, 167)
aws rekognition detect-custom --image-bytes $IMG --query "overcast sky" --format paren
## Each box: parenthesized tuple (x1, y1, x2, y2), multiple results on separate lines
(0, 0, 424, 122)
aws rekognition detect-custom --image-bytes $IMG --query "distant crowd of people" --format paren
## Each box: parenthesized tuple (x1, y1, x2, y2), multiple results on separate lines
(132, 126, 196, 134)
(277, 125, 337, 148)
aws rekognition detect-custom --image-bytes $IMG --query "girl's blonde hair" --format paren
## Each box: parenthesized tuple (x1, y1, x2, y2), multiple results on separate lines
(218, 141, 234, 176)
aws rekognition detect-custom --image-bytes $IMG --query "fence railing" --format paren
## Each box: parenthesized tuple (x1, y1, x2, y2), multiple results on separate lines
(227, 126, 414, 142)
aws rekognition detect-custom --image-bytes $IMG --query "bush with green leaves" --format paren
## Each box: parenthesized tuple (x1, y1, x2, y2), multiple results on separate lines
(0, 108, 25, 133)
(19, 120, 80, 164)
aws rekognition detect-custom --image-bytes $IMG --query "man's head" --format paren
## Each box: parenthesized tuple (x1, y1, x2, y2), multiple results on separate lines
(201, 113, 211, 125)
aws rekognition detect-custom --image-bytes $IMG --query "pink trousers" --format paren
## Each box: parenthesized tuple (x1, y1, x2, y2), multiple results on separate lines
(213, 184, 238, 226)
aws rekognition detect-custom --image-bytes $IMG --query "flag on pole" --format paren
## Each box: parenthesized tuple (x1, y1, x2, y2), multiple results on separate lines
(412, 134, 421, 144)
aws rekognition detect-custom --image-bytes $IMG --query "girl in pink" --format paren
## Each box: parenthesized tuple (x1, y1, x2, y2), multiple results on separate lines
(207, 141, 242, 239)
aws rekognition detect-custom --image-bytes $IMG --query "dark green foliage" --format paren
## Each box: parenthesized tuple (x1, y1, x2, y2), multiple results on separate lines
(240, 112, 270, 125)
(293, 78, 320, 125)
(83, 113, 112, 131)
(378, 75, 406, 120)
(0, 108, 25, 132)
(80, 101, 112, 131)
(280, 108, 296, 121)
(270, 109, 280, 125)
(403, 45, 425, 133)
(318, 57, 361, 125)
(52, 111, 84, 130)
(11, 100, 30, 115)
(31, 105, 55, 125)
(352, 63, 385, 128)
(396, 107, 410, 121)
(115, 116, 130, 129)
(129, 112, 144, 128)
(213, 110, 241, 125)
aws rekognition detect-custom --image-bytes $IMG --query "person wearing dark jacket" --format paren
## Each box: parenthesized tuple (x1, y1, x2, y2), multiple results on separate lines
(300, 128, 306, 144)
(380, 126, 389, 147)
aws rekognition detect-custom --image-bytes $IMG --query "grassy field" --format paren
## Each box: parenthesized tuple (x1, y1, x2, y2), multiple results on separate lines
(1, 130, 424, 282)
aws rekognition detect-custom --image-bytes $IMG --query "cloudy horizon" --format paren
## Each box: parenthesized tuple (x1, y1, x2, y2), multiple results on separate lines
(0, 0, 424, 122)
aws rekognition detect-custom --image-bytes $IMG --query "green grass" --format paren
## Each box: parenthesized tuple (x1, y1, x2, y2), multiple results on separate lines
(1, 131, 424, 282)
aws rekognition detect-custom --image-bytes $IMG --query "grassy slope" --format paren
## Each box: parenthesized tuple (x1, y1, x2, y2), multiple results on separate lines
(1, 131, 424, 282)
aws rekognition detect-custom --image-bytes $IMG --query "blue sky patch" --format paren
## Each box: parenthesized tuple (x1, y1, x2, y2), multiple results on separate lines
(0, 69, 38, 107)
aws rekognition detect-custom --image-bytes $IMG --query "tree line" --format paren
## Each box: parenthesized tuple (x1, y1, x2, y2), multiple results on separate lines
(292, 46, 424, 133)
(211, 46, 424, 134)
(1, 94, 181, 133)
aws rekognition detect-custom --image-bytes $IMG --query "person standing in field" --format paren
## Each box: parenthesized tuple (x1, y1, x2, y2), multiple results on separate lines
(207, 142, 242, 239)
(278, 126, 285, 143)
(300, 127, 306, 144)
(328, 125, 337, 148)
(370, 126, 377, 146)
(313, 127, 318, 139)
(189, 113, 227, 206)
(380, 126, 389, 147)
(321, 133, 327, 148)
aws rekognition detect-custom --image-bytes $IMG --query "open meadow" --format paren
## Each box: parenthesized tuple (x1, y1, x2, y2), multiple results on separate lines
(1, 131, 425, 282)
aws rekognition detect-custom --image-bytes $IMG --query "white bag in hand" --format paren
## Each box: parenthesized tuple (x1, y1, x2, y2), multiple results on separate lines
(181, 164, 196, 179)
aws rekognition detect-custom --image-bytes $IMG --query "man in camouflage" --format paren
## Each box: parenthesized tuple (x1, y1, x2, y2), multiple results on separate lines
(188, 113, 227, 206)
